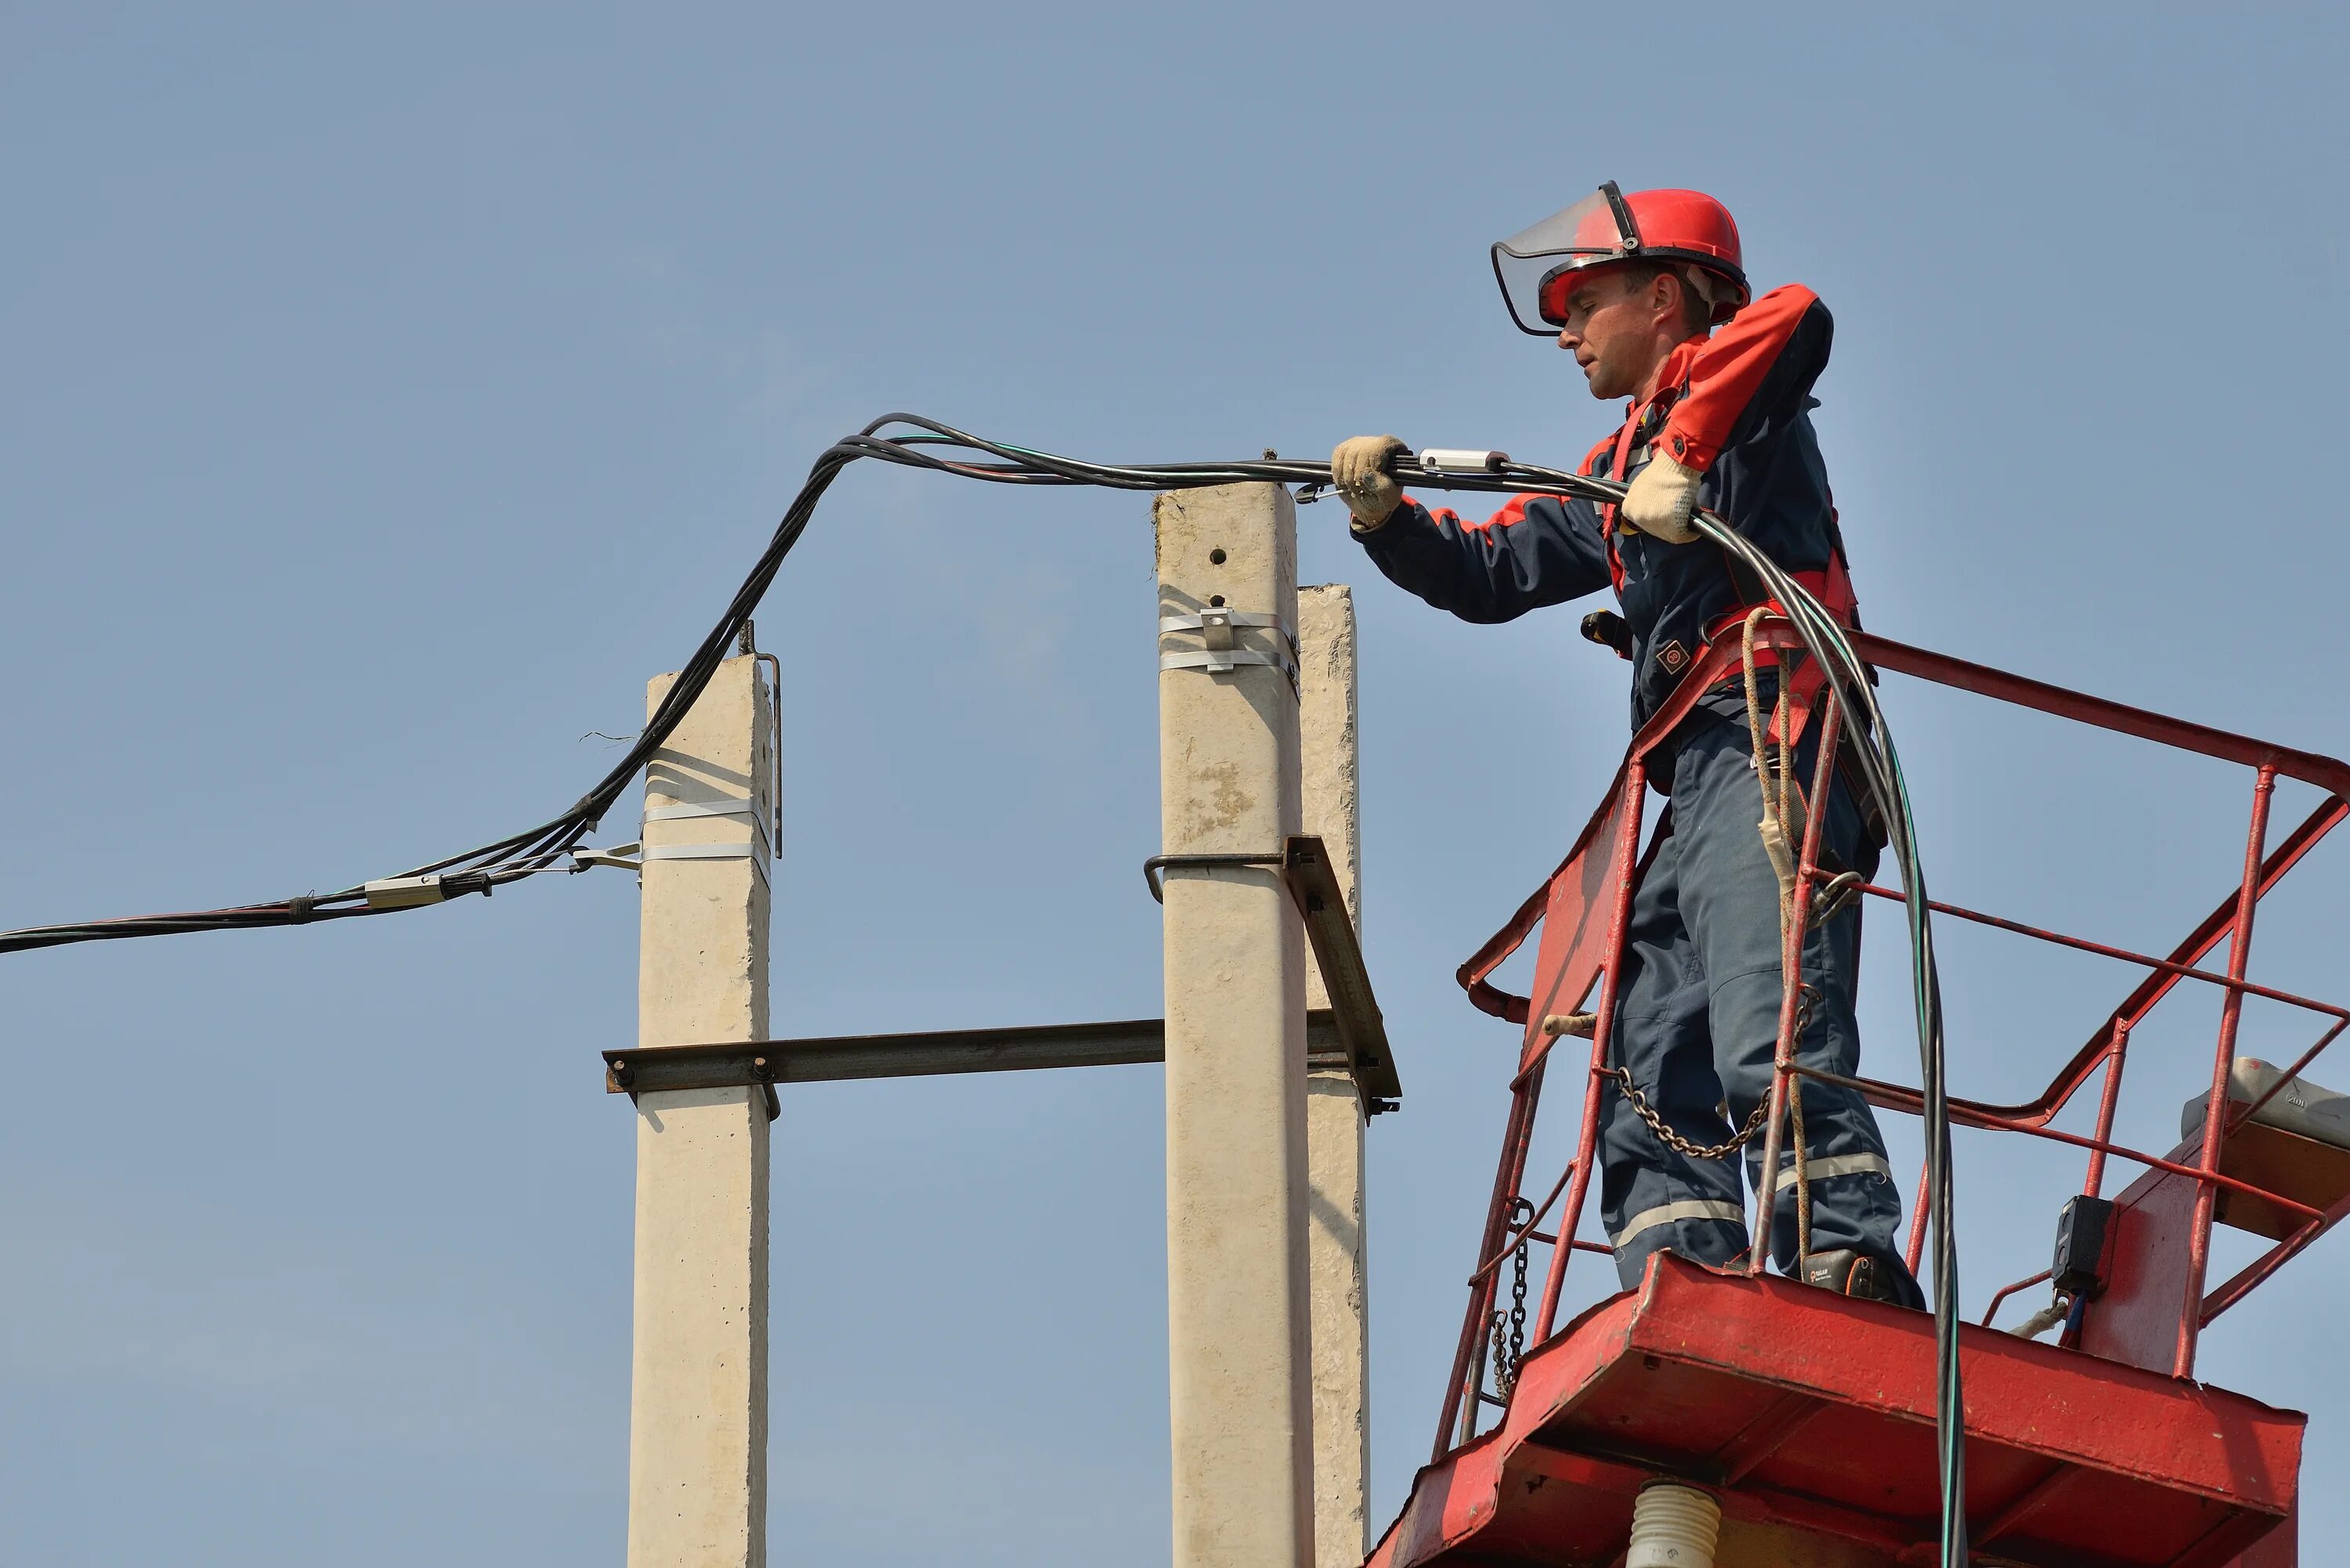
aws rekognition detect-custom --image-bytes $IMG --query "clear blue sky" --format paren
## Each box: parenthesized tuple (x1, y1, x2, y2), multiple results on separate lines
(4, 4, 2346, 1563)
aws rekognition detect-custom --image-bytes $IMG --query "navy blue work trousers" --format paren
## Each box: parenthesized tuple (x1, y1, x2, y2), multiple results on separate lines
(1597, 698, 1923, 1306)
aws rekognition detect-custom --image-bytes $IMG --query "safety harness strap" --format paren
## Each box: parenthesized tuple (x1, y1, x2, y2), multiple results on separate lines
(1708, 554, 1859, 747)
(1593, 388, 1872, 801)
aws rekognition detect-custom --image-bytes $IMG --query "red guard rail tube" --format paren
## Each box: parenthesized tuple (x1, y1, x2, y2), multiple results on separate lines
(2178, 766, 2276, 1377)
(1531, 759, 1646, 1343)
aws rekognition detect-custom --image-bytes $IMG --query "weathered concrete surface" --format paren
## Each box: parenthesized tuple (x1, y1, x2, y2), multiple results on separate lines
(628, 655, 774, 1568)
(1299, 583, 1369, 1568)
(1155, 483, 1315, 1568)
(638, 656, 772, 1045)
(1297, 585, 1361, 1010)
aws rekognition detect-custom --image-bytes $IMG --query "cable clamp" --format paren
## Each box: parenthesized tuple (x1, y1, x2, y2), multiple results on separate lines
(1416, 447, 1510, 472)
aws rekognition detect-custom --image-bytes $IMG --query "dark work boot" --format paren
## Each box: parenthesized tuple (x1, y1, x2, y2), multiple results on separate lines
(1800, 1248, 1904, 1303)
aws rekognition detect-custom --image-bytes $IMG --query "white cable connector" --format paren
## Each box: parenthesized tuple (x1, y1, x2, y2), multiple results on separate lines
(363, 875, 454, 909)
(1416, 448, 1510, 473)
(363, 871, 499, 908)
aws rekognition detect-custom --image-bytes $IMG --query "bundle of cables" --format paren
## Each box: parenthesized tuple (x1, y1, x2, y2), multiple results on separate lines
(0, 414, 1966, 1563)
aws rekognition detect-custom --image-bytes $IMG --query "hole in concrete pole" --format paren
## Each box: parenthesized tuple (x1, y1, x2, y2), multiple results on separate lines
(1209, 594, 1225, 607)
(1209, 547, 1227, 565)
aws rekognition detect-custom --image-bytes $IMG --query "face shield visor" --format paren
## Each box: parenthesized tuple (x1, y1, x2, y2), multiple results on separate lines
(1489, 183, 1644, 337)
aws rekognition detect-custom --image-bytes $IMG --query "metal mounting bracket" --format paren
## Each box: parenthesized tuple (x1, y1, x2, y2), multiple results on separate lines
(1279, 834, 1402, 1111)
(1159, 608, 1300, 684)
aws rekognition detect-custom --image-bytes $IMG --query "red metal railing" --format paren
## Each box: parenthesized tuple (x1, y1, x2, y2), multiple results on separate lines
(1436, 623, 2350, 1458)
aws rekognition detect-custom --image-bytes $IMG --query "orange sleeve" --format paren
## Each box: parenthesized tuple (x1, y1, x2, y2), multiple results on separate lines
(1657, 285, 1831, 474)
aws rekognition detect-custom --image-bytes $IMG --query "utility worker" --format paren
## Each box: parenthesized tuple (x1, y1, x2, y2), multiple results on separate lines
(1331, 183, 1921, 1306)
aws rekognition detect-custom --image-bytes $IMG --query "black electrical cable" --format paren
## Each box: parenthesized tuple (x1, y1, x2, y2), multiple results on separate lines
(0, 418, 1598, 957)
(0, 415, 1968, 1561)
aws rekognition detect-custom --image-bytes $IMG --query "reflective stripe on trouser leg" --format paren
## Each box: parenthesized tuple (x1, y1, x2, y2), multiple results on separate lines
(1771, 1151, 1893, 1192)
(1613, 1198, 1747, 1249)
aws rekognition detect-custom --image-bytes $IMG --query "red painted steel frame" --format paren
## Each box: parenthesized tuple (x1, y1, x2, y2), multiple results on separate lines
(2179, 767, 2272, 1375)
(1378, 1257, 2303, 1568)
(1530, 758, 1645, 1344)
(1442, 619, 2350, 1453)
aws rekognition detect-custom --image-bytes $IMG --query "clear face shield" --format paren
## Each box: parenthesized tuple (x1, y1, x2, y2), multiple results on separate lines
(1489, 183, 1644, 337)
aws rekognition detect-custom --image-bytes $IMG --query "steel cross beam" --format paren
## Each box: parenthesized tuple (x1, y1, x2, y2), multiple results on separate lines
(606, 832, 1401, 1116)
(603, 1010, 1368, 1120)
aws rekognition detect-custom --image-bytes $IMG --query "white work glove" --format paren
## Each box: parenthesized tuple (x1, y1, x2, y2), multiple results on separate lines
(1329, 435, 1407, 531)
(1618, 451, 1705, 544)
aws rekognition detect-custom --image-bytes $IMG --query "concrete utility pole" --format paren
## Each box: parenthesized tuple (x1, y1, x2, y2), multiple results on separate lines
(627, 653, 776, 1568)
(1298, 584, 1369, 1568)
(1155, 483, 1316, 1568)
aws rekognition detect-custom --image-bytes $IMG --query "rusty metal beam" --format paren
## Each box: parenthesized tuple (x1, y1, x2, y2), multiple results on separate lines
(603, 1010, 1372, 1099)
(1282, 834, 1403, 1108)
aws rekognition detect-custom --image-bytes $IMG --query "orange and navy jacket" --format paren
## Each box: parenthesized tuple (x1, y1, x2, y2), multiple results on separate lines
(1354, 284, 1853, 732)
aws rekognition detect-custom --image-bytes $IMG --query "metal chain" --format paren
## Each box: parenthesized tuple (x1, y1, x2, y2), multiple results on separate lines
(1507, 1221, 1529, 1389)
(1604, 1066, 1772, 1161)
(1488, 1198, 1532, 1400)
(1605, 988, 1817, 1163)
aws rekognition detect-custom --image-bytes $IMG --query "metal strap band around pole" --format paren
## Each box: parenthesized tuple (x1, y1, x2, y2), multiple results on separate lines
(1158, 610, 1294, 639)
(642, 797, 775, 862)
(1159, 647, 1300, 679)
(642, 798, 761, 822)
(1159, 607, 1300, 685)
(643, 842, 762, 860)
(640, 842, 772, 887)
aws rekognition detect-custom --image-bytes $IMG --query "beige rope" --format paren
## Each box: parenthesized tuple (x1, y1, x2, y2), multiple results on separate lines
(1741, 608, 1813, 1264)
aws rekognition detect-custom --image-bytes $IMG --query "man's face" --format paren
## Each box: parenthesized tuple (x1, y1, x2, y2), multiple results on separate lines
(1552, 267, 1660, 401)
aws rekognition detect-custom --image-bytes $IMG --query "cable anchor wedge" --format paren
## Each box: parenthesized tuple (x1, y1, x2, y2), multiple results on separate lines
(570, 842, 645, 873)
(361, 870, 494, 909)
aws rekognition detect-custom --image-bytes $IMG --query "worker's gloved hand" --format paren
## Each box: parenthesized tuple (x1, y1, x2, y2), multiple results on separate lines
(1329, 435, 1407, 531)
(1618, 452, 1705, 544)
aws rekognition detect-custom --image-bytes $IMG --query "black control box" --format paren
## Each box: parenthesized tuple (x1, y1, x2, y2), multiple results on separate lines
(2052, 1194, 2117, 1299)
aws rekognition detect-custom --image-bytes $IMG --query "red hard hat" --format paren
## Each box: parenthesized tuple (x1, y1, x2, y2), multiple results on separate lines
(1491, 182, 1750, 335)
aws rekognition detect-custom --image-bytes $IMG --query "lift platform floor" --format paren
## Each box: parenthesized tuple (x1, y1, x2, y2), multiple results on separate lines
(1368, 1256, 2300, 1568)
